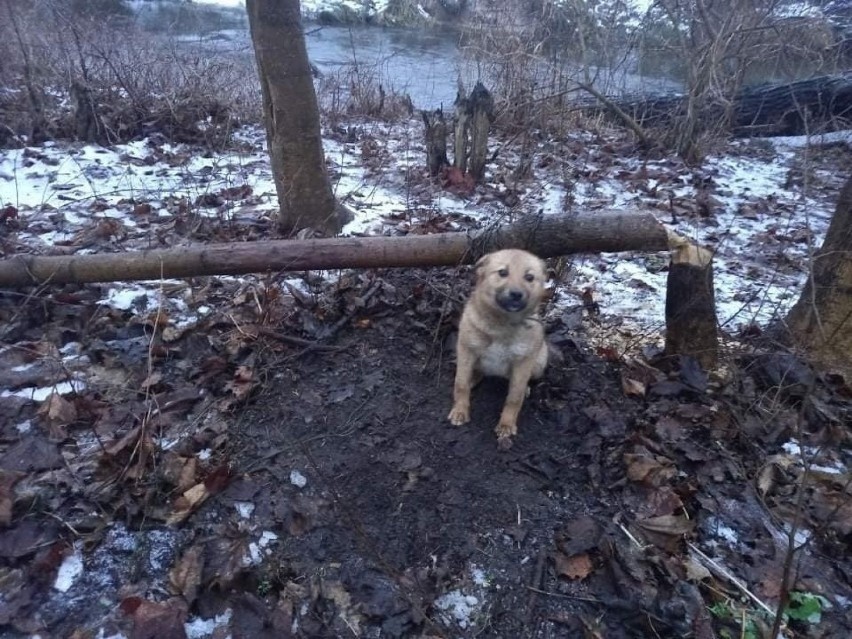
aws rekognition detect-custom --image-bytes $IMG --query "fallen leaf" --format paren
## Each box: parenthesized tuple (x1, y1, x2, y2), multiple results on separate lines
(141, 372, 164, 390)
(553, 552, 594, 581)
(684, 554, 712, 582)
(167, 484, 210, 526)
(556, 516, 602, 556)
(169, 544, 204, 605)
(635, 515, 695, 551)
(162, 455, 198, 493)
(636, 515, 694, 536)
(621, 376, 646, 397)
(225, 366, 254, 401)
(624, 448, 677, 487)
(121, 597, 188, 639)
(0, 471, 25, 527)
(38, 392, 77, 438)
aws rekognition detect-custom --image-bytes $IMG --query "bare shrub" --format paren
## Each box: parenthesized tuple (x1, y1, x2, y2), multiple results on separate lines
(458, 0, 644, 136)
(639, 0, 845, 161)
(0, 1, 261, 149)
(459, 0, 847, 159)
(315, 47, 415, 124)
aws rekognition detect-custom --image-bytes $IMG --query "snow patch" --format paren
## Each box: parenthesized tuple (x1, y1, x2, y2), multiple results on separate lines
(54, 547, 84, 593)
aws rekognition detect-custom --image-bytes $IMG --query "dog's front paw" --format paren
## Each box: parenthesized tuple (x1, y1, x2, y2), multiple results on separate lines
(448, 404, 470, 426)
(496, 434, 514, 450)
(495, 420, 517, 449)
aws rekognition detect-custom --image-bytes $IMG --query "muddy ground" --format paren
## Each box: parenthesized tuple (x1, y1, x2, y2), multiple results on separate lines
(1, 263, 851, 639)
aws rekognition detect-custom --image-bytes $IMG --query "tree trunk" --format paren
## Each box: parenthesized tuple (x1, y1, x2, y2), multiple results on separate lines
(785, 174, 852, 373)
(245, 0, 347, 235)
(665, 239, 717, 368)
(0, 210, 670, 287)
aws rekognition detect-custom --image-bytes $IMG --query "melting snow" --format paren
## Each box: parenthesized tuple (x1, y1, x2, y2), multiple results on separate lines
(434, 591, 481, 629)
(54, 547, 85, 593)
(290, 469, 308, 488)
(185, 609, 233, 639)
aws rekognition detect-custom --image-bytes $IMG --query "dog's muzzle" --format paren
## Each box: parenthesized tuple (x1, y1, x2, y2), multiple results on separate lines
(496, 289, 528, 313)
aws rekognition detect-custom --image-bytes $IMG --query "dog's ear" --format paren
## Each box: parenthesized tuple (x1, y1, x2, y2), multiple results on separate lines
(474, 254, 491, 284)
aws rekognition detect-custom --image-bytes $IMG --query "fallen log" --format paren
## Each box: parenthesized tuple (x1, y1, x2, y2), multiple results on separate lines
(583, 72, 852, 137)
(0, 210, 669, 287)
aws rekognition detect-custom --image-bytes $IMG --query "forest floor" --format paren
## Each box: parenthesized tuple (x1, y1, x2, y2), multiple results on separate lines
(1, 118, 851, 638)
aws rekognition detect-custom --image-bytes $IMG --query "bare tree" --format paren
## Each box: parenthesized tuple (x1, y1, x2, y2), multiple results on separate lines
(245, 0, 348, 235)
(785, 173, 852, 372)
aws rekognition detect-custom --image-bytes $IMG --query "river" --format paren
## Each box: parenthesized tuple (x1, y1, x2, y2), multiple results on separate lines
(186, 23, 681, 110)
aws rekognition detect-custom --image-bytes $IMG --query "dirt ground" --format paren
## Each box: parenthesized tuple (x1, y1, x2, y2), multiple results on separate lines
(2, 263, 851, 639)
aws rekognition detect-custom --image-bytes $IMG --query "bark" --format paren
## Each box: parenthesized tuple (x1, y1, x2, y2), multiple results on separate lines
(452, 89, 469, 173)
(467, 82, 494, 181)
(246, 0, 347, 235)
(0, 210, 669, 287)
(664, 238, 718, 368)
(785, 174, 852, 372)
(422, 109, 449, 176)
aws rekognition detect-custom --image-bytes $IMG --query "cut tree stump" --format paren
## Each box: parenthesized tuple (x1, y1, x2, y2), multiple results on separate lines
(451, 81, 494, 181)
(0, 210, 669, 287)
(452, 91, 469, 174)
(421, 108, 449, 176)
(665, 235, 718, 368)
(468, 82, 495, 181)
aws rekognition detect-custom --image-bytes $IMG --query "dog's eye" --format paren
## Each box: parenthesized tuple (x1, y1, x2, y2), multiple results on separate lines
(498, 268, 509, 278)
(524, 273, 535, 282)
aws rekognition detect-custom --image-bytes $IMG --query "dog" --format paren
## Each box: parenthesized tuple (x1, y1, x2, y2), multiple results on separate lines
(447, 249, 549, 449)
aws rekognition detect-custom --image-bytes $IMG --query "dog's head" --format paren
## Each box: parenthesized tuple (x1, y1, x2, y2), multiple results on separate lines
(474, 249, 546, 315)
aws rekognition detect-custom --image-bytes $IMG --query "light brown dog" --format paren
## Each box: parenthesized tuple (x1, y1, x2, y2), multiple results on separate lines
(448, 249, 548, 449)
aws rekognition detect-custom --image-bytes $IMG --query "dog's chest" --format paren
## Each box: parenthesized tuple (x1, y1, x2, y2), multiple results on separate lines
(477, 337, 532, 378)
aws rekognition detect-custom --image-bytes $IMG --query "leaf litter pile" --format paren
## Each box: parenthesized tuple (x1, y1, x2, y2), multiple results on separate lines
(1, 119, 852, 638)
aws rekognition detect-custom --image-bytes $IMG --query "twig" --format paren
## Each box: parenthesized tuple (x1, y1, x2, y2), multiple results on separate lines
(525, 550, 547, 627)
(686, 542, 776, 618)
(254, 326, 343, 351)
(317, 280, 383, 341)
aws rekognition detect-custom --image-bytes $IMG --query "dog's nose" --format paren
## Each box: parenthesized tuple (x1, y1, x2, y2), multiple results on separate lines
(508, 290, 524, 302)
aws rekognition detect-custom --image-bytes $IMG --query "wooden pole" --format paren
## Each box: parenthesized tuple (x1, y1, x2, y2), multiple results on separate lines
(0, 210, 669, 287)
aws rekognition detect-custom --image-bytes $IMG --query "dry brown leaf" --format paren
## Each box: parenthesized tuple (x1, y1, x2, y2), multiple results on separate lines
(621, 376, 646, 397)
(121, 596, 188, 639)
(636, 514, 694, 536)
(38, 392, 77, 439)
(0, 471, 25, 527)
(161, 326, 188, 343)
(684, 554, 712, 582)
(225, 365, 254, 401)
(162, 454, 198, 493)
(553, 552, 594, 581)
(141, 371, 163, 390)
(624, 449, 677, 486)
(167, 483, 210, 526)
(168, 544, 204, 604)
